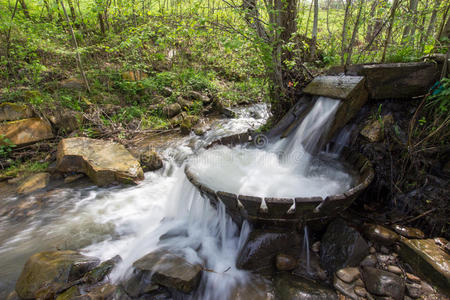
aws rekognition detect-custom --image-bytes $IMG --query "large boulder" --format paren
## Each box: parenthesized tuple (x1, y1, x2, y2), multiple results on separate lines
(398, 238, 450, 295)
(0, 118, 53, 146)
(320, 218, 369, 274)
(56, 137, 144, 186)
(0, 102, 33, 121)
(16, 172, 50, 194)
(237, 229, 302, 274)
(15, 250, 100, 299)
(130, 249, 202, 294)
(361, 266, 405, 300)
(274, 273, 338, 300)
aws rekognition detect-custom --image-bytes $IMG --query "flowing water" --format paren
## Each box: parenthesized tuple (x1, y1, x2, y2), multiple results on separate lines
(0, 97, 354, 299)
(188, 97, 353, 198)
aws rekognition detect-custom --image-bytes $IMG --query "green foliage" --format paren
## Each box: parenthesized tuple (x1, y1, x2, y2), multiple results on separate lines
(0, 135, 16, 158)
(428, 78, 450, 113)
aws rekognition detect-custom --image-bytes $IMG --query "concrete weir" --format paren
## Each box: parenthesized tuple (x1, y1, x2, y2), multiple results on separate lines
(185, 74, 374, 225)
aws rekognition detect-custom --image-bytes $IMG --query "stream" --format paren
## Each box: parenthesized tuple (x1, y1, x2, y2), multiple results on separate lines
(0, 98, 355, 299)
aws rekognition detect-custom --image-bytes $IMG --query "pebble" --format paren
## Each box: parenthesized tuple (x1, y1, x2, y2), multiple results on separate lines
(360, 255, 377, 267)
(387, 265, 402, 275)
(406, 283, 422, 298)
(354, 286, 367, 297)
(336, 267, 360, 283)
(369, 247, 376, 254)
(275, 254, 297, 271)
(312, 241, 320, 253)
(376, 254, 391, 264)
(406, 273, 421, 283)
(380, 246, 390, 254)
(355, 278, 365, 287)
(420, 281, 434, 294)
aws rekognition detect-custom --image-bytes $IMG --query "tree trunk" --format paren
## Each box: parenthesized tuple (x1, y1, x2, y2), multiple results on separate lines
(425, 0, 442, 42)
(18, 0, 31, 19)
(310, 0, 319, 59)
(340, 0, 352, 65)
(402, 0, 419, 45)
(382, 0, 400, 62)
(67, 0, 76, 21)
(304, 0, 313, 36)
(346, 0, 364, 65)
(60, 0, 90, 92)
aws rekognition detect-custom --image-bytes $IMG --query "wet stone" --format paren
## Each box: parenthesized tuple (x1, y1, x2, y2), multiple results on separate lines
(132, 249, 202, 294)
(275, 273, 338, 300)
(406, 273, 421, 283)
(398, 238, 450, 294)
(336, 267, 361, 283)
(321, 218, 369, 274)
(387, 265, 402, 275)
(276, 254, 298, 271)
(333, 275, 358, 300)
(361, 266, 405, 300)
(354, 286, 367, 297)
(406, 283, 423, 298)
(363, 224, 400, 246)
(392, 225, 425, 239)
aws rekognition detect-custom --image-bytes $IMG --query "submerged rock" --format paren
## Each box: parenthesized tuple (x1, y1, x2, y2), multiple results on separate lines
(56, 137, 144, 186)
(362, 223, 400, 246)
(361, 266, 405, 300)
(392, 224, 425, 239)
(274, 273, 338, 300)
(15, 250, 100, 299)
(237, 229, 302, 274)
(0, 102, 33, 122)
(0, 118, 53, 146)
(131, 249, 202, 294)
(320, 218, 369, 274)
(398, 238, 450, 295)
(230, 277, 274, 300)
(16, 172, 50, 194)
(77, 283, 130, 300)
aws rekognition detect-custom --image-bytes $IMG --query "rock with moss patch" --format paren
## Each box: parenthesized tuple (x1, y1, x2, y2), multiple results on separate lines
(0, 102, 33, 122)
(60, 78, 85, 90)
(0, 118, 53, 146)
(83, 255, 122, 284)
(15, 250, 100, 299)
(56, 137, 144, 186)
(55, 286, 80, 300)
(163, 103, 182, 118)
(188, 91, 210, 104)
(180, 115, 199, 135)
(360, 114, 394, 143)
(140, 149, 163, 171)
(16, 172, 50, 195)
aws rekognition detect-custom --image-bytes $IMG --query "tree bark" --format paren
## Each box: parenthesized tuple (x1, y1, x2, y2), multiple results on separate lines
(67, 0, 76, 21)
(346, 0, 364, 65)
(60, 0, 90, 92)
(402, 0, 419, 45)
(310, 0, 319, 59)
(340, 0, 352, 65)
(425, 0, 442, 42)
(18, 0, 31, 19)
(382, 0, 400, 62)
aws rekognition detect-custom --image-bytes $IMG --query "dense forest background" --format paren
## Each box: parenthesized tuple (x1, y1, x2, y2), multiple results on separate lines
(0, 0, 448, 175)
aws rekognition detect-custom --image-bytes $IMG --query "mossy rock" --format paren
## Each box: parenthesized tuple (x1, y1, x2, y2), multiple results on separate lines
(0, 102, 33, 122)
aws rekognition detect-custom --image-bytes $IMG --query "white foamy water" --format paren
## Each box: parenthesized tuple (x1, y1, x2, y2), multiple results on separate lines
(188, 97, 353, 199)
(0, 104, 268, 299)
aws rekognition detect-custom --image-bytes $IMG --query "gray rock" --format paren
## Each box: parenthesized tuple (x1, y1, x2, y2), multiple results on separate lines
(132, 249, 202, 294)
(320, 218, 369, 274)
(361, 266, 405, 300)
(163, 103, 182, 118)
(275, 273, 338, 300)
(406, 283, 423, 298)
(275, 254, 298, 271)
(237, 229, 302, 274)
(387, 265, 402, 275)
(336, 267, 361, 283)
(363, 224, 400, 246)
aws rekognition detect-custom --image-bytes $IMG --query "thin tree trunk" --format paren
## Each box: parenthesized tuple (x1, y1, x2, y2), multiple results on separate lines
(425, 0, 442, 43)
(5, 0, 19, 78)
(382, 0, 400, 62)
(326, 0, 332, 38)
(436, 3, 450, 42)
(60, 0, 90, 92)
(67, 0, 76, 21)
(304, 0, 313, 36)
(346, 0, 364, 65)
(340, 0, 352, 65)
(18, 0, 31, 19)
(310, 0, 319, 59)
(402, 0, 419, 44)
